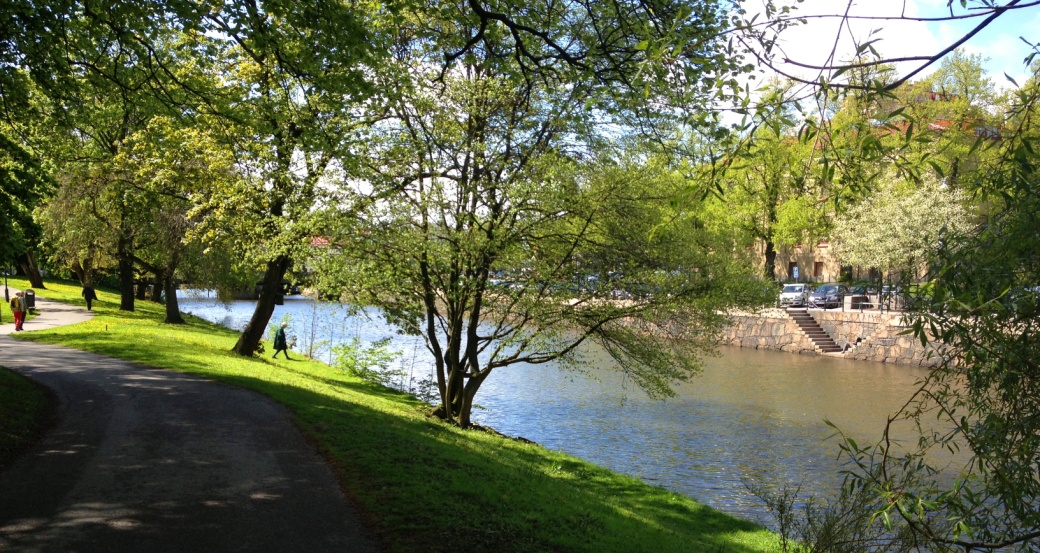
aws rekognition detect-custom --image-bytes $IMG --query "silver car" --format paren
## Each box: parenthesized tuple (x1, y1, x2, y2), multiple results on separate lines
(779, 283, 811, 307)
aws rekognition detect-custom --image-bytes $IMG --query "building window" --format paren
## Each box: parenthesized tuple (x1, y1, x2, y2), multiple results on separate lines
(814, 261, 824, 279)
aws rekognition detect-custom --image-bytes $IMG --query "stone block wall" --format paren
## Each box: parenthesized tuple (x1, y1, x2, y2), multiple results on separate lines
(843, 321, 944, 367)
(719, 311, 817, 355)
(721, 309, 943, 367)
(813, 311, 907, 350)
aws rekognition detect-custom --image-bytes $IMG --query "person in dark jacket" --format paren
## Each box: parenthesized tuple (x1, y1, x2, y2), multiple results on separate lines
(82, 285, 98, 311)
(273, 322, 291, 359)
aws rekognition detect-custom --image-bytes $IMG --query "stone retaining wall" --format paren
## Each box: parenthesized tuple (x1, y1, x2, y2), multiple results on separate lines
(719, 310, 817, 355)
(721, 309, 943, 367)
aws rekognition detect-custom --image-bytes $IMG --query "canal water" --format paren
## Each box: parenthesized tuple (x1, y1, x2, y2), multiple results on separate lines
(177, 292, 930, 525)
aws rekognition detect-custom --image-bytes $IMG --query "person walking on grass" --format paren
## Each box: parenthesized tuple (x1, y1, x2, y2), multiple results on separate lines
(273, 322, 291, 359)
(82, 285, 98, 311)
(10, 291, 25, 331)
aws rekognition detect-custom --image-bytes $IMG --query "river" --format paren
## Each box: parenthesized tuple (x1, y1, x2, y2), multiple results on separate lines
(177, 291, 931, 525)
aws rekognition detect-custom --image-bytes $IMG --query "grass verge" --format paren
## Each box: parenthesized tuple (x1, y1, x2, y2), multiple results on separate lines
(0, 366, 56, 469)
(6, 277, 779, 553)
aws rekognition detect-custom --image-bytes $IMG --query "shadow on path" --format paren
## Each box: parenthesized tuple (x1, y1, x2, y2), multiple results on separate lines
(0, 296, 378, 553)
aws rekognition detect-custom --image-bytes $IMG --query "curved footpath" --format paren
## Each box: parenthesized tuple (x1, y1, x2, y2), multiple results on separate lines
(0, 292, 378, 552)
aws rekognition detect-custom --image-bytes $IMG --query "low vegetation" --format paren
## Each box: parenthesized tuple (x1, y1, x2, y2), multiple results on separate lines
(0, 366, 54, 470)
(3, 277, 779, 553)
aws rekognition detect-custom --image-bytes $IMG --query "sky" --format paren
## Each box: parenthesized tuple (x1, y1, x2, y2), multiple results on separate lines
(755, 0, 1040, 89)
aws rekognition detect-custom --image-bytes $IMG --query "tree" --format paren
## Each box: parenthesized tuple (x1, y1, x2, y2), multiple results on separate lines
(113, 116, 239, 323)
(33, 64, 166, 311)
(0, 128, 52, 288)
(825, 70, 1040, 551)
(830, 176, 973, 282)
(740, 7, 1040, 551)
(885, 50, 1004, 190)
(310, 7, 769, 426)
(705, 95, 823, 280)
(177, 0, 382, 356)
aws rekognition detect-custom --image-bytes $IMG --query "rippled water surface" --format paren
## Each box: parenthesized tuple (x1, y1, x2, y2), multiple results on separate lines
(178, 292, 929, 524)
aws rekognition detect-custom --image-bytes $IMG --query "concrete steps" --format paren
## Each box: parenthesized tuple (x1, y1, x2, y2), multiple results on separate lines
(787, 309, 844, 353)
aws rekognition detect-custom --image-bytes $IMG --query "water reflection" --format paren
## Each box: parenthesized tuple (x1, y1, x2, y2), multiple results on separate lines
(178, 292, 929, 524)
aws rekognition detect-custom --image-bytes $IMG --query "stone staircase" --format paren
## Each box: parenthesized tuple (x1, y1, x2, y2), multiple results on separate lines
(787, 309, 844, 353)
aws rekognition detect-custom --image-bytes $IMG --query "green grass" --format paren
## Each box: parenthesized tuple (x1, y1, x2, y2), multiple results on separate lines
(1, 286, 12, 322)
(0, 366, 55, 469)
(5, 277, 780, 553)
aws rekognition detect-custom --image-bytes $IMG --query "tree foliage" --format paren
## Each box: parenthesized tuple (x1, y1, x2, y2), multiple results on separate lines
(0, 129, 51, 273)
(310, 12, 769, 425)
(830, 177, 973, 280)
(744, 8, 1040, 552)
(705, 89, 824, 280)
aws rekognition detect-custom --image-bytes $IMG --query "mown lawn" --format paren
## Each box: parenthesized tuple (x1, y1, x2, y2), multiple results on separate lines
(0, 365, 54, 469)
(3, 277, 780, 553)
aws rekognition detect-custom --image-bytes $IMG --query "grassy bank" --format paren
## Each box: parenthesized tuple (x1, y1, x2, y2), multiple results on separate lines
(0, 366, 55, 469)
(6, 277, 779, 553)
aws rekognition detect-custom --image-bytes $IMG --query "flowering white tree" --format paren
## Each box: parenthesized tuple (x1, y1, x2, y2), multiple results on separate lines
(831, 177, 973, 280)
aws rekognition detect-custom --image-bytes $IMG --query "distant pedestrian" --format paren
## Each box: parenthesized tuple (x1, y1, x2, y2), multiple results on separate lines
(272, 322, 291, 359)
(82, 285, 98, 311)
(10, 291, 25, 331)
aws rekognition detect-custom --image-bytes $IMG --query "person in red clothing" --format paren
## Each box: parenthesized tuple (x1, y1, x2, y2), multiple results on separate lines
(10, 291, 25, 331)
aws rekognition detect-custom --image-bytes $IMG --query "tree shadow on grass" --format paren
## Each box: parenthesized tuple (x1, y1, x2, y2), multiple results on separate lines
(8, 293, 776, 553)
(208, 370, 776, 553)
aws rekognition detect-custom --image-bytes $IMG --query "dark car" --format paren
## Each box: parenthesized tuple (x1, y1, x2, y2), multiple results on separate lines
(810, 283, 849, 309)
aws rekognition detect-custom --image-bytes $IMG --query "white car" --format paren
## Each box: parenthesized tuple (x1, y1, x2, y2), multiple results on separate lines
(779, 283, 811, 307)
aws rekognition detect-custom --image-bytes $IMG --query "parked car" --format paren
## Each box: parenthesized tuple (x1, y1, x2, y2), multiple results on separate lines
(810, 283, 849, 309)
(778, 283, 812, 307)
(849, 284, 876, 295)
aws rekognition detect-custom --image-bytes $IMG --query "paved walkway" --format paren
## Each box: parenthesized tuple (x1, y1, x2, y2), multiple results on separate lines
(0, 291, 379, 552)
(0, 289, 94, 334)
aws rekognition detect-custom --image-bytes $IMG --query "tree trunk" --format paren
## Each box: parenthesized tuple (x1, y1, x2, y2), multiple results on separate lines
(232, 255, 291, 356)
(17, 252, 45, 289)
(118, 259, 135, 311)
(764, 241, 777, 282)
(457, 372, 490, 428)
(117, 224, 135, 311)
(163, 270, 185, 325)
(136, 280, 148, 300)
(71, 259, 87, 285)
(150, 271, 163, 303)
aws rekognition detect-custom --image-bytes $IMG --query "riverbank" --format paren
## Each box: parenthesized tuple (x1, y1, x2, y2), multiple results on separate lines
(1, 278, 779, 553)
(721, 308, 942, 367)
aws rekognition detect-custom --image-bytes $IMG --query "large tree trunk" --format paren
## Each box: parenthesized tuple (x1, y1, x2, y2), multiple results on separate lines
(163, 270, 185, 325)
(232, 255, 291, 356)
(136, 279, 148, 300)
(17, 252, 45, 289)
(118, 258, 135, 311)
(457, 372, 490, 428)
(117, 223, 135, 311)
(764, 241, 777, 282)
(71, 259, 87, 285)
(150, 271, 163, 303)
(432, 360, 491, 428)
(75, 244, 98, 286)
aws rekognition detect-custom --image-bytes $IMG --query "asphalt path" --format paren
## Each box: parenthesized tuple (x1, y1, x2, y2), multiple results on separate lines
(0, 293, 379, 552)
